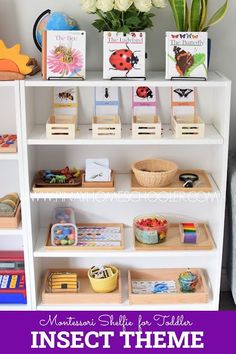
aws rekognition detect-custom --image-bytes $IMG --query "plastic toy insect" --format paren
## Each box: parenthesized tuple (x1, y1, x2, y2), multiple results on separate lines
(136, 87, 153, 99)
(109, 44, 140, 77)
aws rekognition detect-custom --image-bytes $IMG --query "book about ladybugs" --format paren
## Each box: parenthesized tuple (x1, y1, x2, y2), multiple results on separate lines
(103, 31, 146, 79)
(42, 31, 86, 80)
(165, 32, 208, 80)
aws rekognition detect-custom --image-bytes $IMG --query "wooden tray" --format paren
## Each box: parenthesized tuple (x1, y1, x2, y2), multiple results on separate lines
(45, 223, 125, 251)
(131, 170, 213, 192)
(34, 170, 82, 188)
(0, 203, 21, 229)
(0, 140, 17, 153)
(134, 224, 215, 251)
(128, 268, 209, 305)
(41, 269, 122, 305)
(82, 172, 115, 188)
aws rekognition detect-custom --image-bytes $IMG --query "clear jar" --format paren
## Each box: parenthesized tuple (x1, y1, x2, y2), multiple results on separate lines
(51, 207, 77, 246)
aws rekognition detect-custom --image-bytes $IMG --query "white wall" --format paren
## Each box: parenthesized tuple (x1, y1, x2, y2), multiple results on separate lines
(0, 0, 235, 147)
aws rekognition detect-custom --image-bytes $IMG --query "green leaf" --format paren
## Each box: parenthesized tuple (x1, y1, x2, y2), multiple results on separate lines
(203, 0, 229, 30)
(185, 53, 206, 76)
(116, 25, 130, 34)
(168, 0, 186, 31)
(185, 2, 189, 31)
(190, 0, 201, 31)
(92, 19, 107, 32)
(125, 16, 141, 27)
(199, 0, 208, 31)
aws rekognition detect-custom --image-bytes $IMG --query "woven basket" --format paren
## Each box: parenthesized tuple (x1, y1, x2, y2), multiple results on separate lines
(132, 159, 178, 187)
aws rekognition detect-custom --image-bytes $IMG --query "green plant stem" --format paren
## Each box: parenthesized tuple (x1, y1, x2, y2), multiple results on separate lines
(96, 10, 110, 30)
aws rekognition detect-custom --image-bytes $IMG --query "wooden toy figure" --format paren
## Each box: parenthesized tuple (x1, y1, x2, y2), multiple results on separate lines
(0, 40, 39, 80)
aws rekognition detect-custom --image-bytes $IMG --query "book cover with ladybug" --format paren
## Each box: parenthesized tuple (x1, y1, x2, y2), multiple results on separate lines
(165, 32, 208, 80)
(103, 31, 146, 79)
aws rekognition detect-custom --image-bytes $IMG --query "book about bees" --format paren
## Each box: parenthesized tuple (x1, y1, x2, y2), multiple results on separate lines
(42, 31, 86, 80)
(165, 32, 208, 80)
(103, 31, 146, 79)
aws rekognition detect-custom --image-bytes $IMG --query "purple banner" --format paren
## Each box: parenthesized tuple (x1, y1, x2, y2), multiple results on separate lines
(0, 311, 235, 353)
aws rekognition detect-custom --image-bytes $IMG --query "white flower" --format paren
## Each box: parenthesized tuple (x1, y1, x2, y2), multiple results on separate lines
(152, 0, 166, 8)
(80, 0, 97, 13)
(134, 0, 152, 12)
(97, 0, 114, 12)
(114, 0, 133, 12)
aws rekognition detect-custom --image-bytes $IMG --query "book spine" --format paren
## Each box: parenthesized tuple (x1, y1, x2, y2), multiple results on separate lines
(42, 31, 47, 80)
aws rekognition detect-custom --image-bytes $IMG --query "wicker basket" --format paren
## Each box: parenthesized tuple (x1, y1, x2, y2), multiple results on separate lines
(132, 159, 178, 187)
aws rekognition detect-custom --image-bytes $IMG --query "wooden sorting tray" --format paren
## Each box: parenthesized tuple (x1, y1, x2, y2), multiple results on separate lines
(131, 170, 213, 192)
(128, 268, 209, 305)
(32, 174, 115, 193)
(82, 172, 115, 189)
(45, 223, 125, 251)
(134, 224, 215, 251)
(42, 269, 122, 305)
(0, 140, 17, 153)
(0, 203, 21, 229)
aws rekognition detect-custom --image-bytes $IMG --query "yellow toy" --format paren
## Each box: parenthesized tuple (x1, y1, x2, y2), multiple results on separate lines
(0, 40, 39, 80)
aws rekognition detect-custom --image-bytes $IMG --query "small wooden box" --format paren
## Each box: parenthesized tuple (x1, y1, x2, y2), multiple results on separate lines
(128, 268, 209, 305)
(41, 269, 122, 305)
(132, 115, 161, 139)
(0, 203, 21, 229)
(82, 171, 115, 188)
(92, 116, 121, 139)
(172, 115, 205, 138)
(46, 115, 76, 139)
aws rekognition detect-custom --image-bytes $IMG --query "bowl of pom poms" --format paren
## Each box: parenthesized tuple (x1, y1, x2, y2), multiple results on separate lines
(134, 215, 168, 245)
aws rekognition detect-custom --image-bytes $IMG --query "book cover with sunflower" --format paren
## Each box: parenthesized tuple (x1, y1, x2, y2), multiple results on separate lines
(42, 31, 86, 80)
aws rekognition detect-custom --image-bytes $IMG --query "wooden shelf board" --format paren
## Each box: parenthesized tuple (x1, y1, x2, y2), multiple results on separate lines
(34, 226, 217, 258)
(30, 174, 220, 201)
(28, 124, 223, 146)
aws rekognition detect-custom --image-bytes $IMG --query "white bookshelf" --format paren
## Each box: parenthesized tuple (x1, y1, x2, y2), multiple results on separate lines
(0, 71, 229, 311)
(0, 82, 32, 310)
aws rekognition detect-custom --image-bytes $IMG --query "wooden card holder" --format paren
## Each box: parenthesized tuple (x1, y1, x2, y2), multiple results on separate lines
(132, 115, 161, 139)
(82, 171, 115, 188)
(128, 268, 209, 305)
(92, 116, 121, 139)
(172, 115, 205, 138)
(46, 115, 77, 139)
(41, 269, 122, 305)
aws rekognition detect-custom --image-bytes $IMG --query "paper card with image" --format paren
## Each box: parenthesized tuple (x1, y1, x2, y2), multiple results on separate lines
(95, 87, 119, 117)
(132, 87, 158, 117)
(85, 159, 111, 182)
(171, 87, 196, 117)
(103, 31, 146, 79)
(53, 87, 78, 116)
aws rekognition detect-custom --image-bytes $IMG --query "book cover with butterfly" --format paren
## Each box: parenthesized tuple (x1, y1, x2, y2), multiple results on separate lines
(42, 31, 86, 80)
(103, 31, 146, 79)
(165, 32, 208, 80)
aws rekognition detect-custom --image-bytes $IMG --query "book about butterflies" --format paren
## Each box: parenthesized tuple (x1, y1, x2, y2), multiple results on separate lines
(42, 30, 86, 80)
(165, 32, 208, 80)
(103, 31, 146, 79)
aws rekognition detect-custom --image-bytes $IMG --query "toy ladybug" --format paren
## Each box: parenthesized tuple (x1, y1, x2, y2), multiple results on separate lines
(136, 87, 153, 99)
(109, 44, 139, 77)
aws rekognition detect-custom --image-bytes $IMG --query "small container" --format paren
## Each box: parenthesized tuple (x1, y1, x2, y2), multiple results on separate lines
(180, 223, 199, 244)
(51, 207, 77, 246)
(88, 265, 118, 293)
(178, 270, 199, 293)
(134, 215, 168, 245)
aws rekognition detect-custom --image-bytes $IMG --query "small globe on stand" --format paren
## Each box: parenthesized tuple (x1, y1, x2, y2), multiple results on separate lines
(33, 10, 79, 51)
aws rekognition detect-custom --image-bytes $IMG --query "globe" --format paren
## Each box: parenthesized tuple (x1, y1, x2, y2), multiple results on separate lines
(33, 10, 79, 51)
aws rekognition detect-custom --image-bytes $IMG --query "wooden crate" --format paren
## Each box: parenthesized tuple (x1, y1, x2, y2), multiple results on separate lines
(82, 171, 115, 188)
(45, 223, 125, 251)
(92, 116, 121, 139)
(134, 223, 215, 251)
(131, 169, 213, 193)
(41, 269, 122, 305)
(0, 203, 21, 229)
(132, 115, 161, 139)
(128, 268, 209, 305)
(46, 115, 76, 139)
(172, 115, 205, 138)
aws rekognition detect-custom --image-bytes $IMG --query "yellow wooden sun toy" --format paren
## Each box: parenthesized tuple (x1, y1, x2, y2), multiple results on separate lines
(0, 40, 32, 80)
